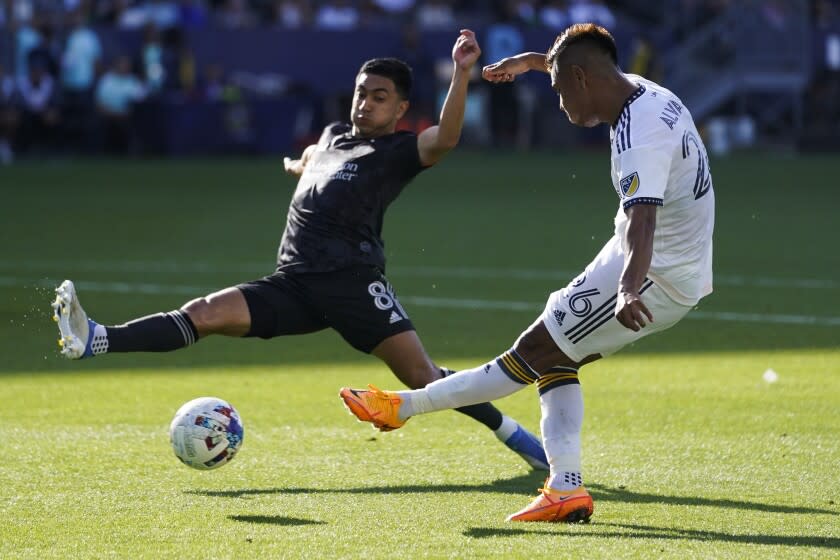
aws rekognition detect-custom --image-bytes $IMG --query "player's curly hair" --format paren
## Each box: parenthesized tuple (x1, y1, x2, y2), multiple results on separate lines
(358, 58, 413, 100)
(545, 23, 618, 71)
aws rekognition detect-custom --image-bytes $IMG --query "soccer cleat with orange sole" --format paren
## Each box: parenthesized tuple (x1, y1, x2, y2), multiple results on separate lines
(506, 482, 593, 523)
(339, 385, 406, 432)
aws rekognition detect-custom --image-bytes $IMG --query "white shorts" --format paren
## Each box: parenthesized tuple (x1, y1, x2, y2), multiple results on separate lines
(541, 236, 693, 363)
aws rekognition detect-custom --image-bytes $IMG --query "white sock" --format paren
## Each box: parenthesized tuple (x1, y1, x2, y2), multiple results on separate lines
(493, 415, 518, 442)
(396, 350, 537, 420)
(540, 383, 584, 490)
(89, 323, 109, 355)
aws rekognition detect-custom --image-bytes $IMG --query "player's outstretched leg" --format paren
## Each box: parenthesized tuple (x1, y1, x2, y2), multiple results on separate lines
(340, 381, 548, 469)
(341, 349, 550, 469)
(366, 333, 548, 469)
(53, 280, 107, 359)
(52, 279, 203, 359)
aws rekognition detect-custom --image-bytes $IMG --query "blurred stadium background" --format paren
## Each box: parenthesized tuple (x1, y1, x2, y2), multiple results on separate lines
(0, 0, 837, 160)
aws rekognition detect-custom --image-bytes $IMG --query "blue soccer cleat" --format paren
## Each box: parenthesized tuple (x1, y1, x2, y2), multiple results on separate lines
(52, 280, 106, 359)
(504, 425, 549, 470)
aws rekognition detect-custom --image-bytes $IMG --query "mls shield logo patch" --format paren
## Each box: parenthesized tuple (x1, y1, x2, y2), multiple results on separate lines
(620, 172, 640, 197)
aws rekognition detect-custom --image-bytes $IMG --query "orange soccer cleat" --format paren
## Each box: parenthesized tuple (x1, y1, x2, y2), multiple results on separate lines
(339, 385, 406, 432)
(506, 481, 594, 523)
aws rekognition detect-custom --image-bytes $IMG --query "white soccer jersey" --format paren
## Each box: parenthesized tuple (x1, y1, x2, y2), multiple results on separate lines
(609, 74, 715, 306)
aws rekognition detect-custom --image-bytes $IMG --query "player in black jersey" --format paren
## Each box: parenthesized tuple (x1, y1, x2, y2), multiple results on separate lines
(52, 30, 548, 470)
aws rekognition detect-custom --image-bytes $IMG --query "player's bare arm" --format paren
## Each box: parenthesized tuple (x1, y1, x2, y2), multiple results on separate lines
(482, 52, 548, 83)
(283, 144, 317, 177)
(417, 29, 481, 167)
(615, 203, 657, 331)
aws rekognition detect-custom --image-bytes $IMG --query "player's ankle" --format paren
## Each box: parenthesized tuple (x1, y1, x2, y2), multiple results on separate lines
(493, 415, 518, 441)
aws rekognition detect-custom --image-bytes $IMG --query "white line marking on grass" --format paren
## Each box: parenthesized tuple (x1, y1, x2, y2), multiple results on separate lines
(2, 259, 838, 290)
(3, 277, 839, 327)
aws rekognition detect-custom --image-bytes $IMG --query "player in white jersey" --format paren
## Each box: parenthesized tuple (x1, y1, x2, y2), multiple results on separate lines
(339, 23, 715, 523)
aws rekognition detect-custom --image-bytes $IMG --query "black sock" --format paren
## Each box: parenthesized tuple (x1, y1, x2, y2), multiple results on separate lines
(106, 311, 199, 353)
(440, 367, 504, 431)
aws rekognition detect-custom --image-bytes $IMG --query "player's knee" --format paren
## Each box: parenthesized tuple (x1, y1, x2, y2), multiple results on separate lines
(515, 328, 552, 363)
(181, 297, 218, 332)
(514, 322, 577, 372)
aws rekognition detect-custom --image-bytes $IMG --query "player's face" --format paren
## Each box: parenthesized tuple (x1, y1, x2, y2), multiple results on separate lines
(351, 73, 409, 137)
(550, 64, 599, 128)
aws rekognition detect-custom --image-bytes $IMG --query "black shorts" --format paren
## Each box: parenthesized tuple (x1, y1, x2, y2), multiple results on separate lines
(237, 265, 415, 353)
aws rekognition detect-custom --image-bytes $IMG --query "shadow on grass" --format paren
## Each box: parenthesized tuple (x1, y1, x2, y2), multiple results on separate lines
(190, 478, 837, 516)
(586, 483, 837, 516)
(463, 523, 840, 549)
(188, 471, 546, 499)
(228, 515, 325, 526)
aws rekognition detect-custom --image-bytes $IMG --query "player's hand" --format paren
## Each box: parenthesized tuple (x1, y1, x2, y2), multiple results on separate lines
(283, 156, 305, 177)
(283, 144, 316, 177)
(482, 57, 529, 83)
(615, 291, 654, 332)
(452, 29, 481, 72)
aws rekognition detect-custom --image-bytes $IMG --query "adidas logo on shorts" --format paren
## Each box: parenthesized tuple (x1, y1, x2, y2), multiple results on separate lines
(389, 311, 402, 324)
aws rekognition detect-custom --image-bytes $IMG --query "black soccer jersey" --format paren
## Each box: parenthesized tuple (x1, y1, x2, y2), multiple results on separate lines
(276, 122, 425, 273)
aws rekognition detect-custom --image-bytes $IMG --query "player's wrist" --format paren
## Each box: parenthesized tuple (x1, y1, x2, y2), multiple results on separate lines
(452, 62, 474, 75)
(618, 287, 641, 300)
(519, 52, 546, 72)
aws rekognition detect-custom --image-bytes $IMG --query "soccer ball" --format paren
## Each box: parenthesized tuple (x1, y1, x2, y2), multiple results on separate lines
(169, 397, 244, 470)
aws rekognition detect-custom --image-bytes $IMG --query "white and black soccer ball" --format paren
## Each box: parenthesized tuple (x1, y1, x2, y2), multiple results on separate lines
(169, 397, 244, 470)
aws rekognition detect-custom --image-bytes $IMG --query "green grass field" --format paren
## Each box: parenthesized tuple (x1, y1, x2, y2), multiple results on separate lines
(1, 152, 838, 558)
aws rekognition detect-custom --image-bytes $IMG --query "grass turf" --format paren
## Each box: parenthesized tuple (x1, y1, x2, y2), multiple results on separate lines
(0, 152, 838, 558)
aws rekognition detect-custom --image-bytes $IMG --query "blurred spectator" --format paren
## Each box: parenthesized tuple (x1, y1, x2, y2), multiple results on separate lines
(369, 0, 414, 24)
(627, 35, 661, 80)
(14, 58, 60, 154)
(61, 9, 101, 94)
(170, 28, 198, 94)
(119, 0, 181, 30)
(567, 0, 615, 29)
(272, 0, 309, 28)
(14, 17, 41, 79)
(315, 0, 359, 30)
(61, 9, 102, 152)
(805, 0, 840, 138)
(140, 24, 165, 91)
(0, 63, 17, 163)
(371, 0, 413, 13)
(216, 0, 257, 28)
(10, 0, 35, 24)
(26, 20, 59, 76)
(415, 0, 454, 29)
(399, 22, 435, 128)
(95, 55, 147, 153)
(539, 0, 568, 30)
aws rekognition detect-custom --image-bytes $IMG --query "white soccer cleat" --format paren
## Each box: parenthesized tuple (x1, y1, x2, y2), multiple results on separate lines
(52, 280, 93, 359)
